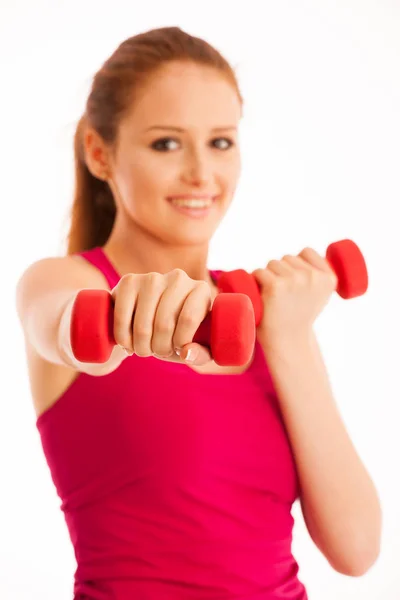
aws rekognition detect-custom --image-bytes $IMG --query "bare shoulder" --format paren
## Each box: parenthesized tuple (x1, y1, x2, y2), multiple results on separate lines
(16, 252, 112, 325)
(17, 252, 112, 420)
(17, 253, 110, 300)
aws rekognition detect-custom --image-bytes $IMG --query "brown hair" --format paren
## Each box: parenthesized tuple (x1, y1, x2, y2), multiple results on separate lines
(66, 26, 244, 255)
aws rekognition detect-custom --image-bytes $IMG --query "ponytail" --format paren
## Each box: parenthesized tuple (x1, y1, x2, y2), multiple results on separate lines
(66, 115, 116, 254)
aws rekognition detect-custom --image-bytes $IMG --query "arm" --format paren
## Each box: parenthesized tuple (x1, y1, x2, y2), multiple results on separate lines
(260, 330, 382, 577)
(16, 256, 126, 375)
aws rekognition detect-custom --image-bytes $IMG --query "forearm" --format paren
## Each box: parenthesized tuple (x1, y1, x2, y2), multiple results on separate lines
(260, 330, 382, 575)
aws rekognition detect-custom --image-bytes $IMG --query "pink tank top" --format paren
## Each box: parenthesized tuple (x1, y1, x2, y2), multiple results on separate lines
(36, 247, 308, 599)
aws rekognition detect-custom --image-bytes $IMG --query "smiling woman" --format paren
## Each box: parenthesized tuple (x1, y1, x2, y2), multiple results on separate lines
(16, 25, 353, 600)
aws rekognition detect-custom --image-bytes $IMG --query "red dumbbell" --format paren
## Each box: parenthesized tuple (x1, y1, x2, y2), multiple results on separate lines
(217, 239, 369, 326)
(70, 291, 256, 367)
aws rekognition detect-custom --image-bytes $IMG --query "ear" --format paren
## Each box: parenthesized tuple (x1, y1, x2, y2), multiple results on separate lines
(83, 126, 110, 180)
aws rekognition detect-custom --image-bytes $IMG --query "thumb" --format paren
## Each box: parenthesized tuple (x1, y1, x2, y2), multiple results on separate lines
(176, 342, 213, 366)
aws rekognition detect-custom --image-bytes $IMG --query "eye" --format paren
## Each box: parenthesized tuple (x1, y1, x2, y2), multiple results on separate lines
(151, 138, 180, 152)
(212, 137, 234, 150)
(150, 137, 235, 152)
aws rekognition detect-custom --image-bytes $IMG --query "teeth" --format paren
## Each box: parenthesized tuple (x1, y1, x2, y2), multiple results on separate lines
(170, 198, 212, 208)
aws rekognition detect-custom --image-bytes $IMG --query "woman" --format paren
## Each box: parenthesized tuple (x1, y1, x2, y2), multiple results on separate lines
(16, 26, 381, 600)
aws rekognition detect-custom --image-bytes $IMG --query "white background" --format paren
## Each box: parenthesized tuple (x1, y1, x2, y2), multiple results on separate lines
(1, 1, 399, 598)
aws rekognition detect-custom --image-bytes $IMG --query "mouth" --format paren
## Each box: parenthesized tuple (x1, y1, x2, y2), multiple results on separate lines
(167, 195, 218, 219)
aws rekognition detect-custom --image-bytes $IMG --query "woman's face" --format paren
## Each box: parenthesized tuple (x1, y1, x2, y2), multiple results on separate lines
(108, 61, 242, 247)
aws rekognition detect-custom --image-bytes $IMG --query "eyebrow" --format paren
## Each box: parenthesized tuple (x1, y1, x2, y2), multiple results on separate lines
(144, 125, 238, 133)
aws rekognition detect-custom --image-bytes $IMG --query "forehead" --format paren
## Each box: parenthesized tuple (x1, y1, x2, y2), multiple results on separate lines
(124, 62, 241, 131)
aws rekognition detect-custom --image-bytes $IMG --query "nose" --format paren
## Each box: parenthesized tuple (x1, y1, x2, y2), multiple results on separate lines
(181, 148, 213, 187)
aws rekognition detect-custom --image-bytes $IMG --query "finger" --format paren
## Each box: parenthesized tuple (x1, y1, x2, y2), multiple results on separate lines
(133, 273, 166, 357)
(298, 247, 338, 286)
(151, 269, 191, 357)
(111, 275, 140, 354)
(173, 282, 213, 351)
(298, 247, 333, 273)
(153, 341, 213, 366)
(251, 267, 277, 287)
(266, 259, 292, 276)
(281, 254, 312, 270)
(175, 342, 213, 365)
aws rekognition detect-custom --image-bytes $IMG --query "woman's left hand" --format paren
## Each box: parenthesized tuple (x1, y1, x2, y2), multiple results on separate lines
(251, 247, 339, 345)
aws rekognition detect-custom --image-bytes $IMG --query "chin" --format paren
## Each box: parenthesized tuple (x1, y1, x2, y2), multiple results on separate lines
(175, 233, 213, 246)
(167, 226, 214, 245)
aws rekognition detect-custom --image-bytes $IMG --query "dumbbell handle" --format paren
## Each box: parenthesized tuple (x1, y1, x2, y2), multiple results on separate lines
(70, 290, 255, 366)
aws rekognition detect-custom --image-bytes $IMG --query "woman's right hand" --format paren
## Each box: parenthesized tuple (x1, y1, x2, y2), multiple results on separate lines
(110, 269, 215, 366)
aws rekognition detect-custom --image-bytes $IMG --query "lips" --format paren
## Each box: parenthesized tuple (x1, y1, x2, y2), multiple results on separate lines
(167, 194, 217, 201)
(167, 195, 216, 219)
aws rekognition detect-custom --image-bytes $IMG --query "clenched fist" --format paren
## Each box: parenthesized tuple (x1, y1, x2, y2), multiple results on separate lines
(252, 247, 338, 344)
(110, 269, 215, 365)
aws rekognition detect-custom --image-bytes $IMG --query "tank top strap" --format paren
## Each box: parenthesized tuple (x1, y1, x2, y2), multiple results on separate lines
(209, 269, 222, 284)
(77, 246, 121, 289)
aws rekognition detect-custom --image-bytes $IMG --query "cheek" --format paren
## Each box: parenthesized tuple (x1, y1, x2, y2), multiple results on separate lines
(223, 158, 241, 190)
(119, 160, 175, 220)
(120, 161, 159, 201)
(131, 156, 176, 195)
